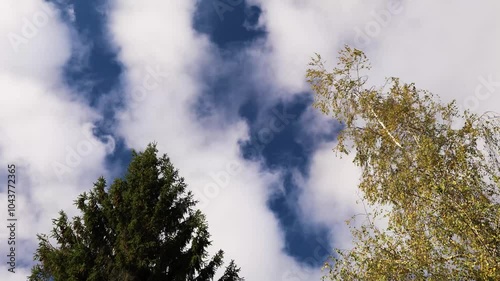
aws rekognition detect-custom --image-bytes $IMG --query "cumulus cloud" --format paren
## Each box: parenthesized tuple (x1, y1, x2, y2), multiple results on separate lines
(0, 0, 112, 278)
(108, 0, 319, 279)
(247, 0, 500, 109)
(245, 0, 386, 95)
(243, 0, 500, 262)
(108, 0, 499, 278)
(365, 0, 500, 114)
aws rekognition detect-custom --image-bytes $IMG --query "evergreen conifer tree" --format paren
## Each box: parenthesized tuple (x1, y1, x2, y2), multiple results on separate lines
(29, 144, 244, 281)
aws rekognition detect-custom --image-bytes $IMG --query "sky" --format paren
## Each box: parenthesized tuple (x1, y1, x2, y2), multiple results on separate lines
(0, 0, 499, 280)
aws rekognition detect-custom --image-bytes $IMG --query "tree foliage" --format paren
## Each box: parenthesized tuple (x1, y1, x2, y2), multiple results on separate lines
(218, 260, 244, 281)
(29, 143, 244, 281)
(306, 46, 500, 280)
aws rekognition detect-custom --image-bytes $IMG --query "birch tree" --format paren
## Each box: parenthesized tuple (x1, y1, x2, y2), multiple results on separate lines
(306, 46, 500, 280)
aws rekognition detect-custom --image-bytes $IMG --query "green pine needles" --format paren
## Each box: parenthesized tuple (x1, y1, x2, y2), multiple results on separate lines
(29, 143, 244, 281)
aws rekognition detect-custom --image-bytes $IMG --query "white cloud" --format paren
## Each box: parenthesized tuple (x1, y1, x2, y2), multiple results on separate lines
(300, 143, 362, 228)
(108, 0, 320, 280)
(245, 0, 387, 95)
(243, 0, 500, 262)
(246, 0, 500, 111)
(0, 0, 112, 277)
(298, 140, 389, 252)
(366, 0, 500, 114)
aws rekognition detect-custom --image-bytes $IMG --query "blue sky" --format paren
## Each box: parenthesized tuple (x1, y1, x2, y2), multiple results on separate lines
(0, 0, 499, 280)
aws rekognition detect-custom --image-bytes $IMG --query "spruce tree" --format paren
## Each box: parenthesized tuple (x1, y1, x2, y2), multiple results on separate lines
(29, 143, 244, 281)
(218, 260, 244, 281)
